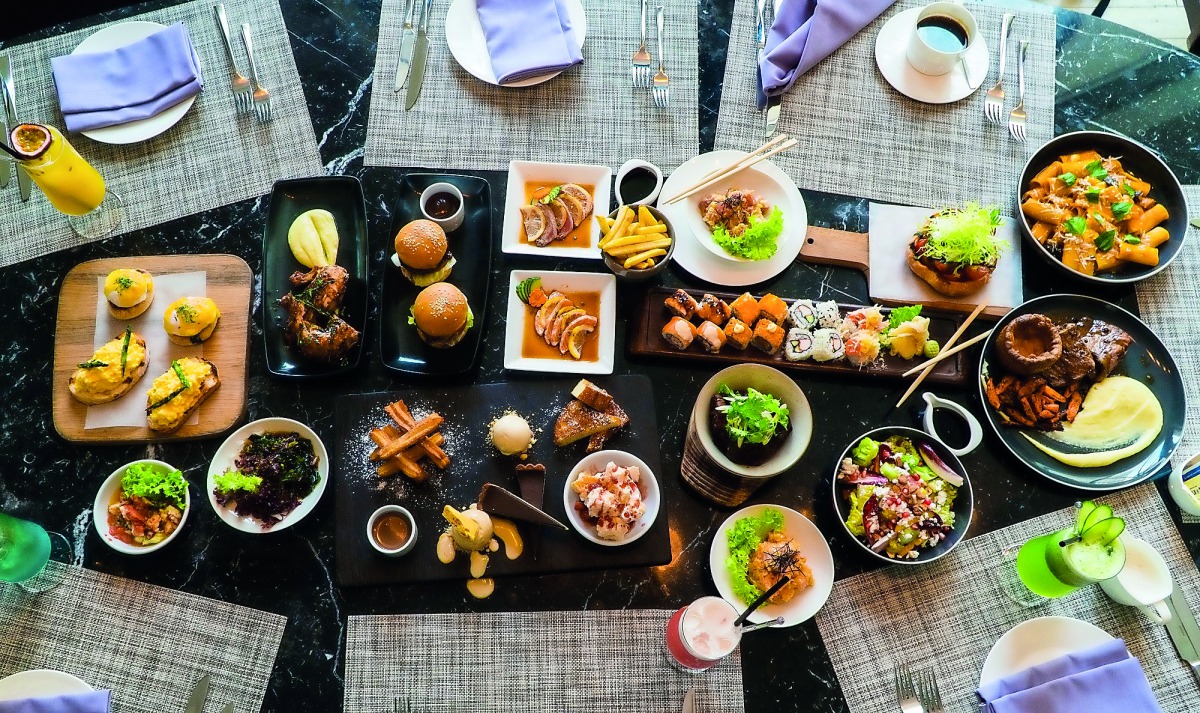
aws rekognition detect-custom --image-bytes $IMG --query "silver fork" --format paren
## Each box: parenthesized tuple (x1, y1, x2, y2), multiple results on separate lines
(214, 5, 252, 113)
(984, 12, 1015, 125)
(1008, 40, 1029, 143)
(392, 697, 409, 713)
(915, 669, 945, 713)
(895, 664, 925, 713)
(631, 0, 651, 88)
(651, 4, 669, 108)
(241, 23, 272, 121)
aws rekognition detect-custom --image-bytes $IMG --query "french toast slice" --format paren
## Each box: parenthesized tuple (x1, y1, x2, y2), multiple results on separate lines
(553, 400, 622, 446)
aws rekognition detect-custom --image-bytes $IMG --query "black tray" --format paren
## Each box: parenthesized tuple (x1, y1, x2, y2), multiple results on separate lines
(262, 176, 369, 378)
(379, 173, 492, 375)
(333, 375, 671, 587)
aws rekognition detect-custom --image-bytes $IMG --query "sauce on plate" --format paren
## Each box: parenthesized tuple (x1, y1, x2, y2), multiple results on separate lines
(521, 289, 600, 362)
(521, 182, 594, 248)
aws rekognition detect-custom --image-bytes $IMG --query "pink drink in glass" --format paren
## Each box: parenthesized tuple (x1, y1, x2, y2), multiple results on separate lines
(665, 596, 742, 672)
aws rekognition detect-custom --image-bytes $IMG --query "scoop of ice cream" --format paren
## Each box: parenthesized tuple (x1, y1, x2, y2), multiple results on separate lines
(446, 506, 494, 552)
(490, 413, 533, 455)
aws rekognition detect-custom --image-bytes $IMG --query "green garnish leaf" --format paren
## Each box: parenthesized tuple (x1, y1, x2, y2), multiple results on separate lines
(78, 359, 108, 369)
(171, 359, 191, 389)
(717, 384, 790, 447)
(537, 186, 562, 205)
(407, 306, 416, 326)
(1059, 172, 1076, 187)
(1085, 186, 1101, 202)
(1095, 230, 1116, 252)
(121, 463, 188, 509)
(1064, 216, 1088, 236)
(213, 469, 263, 496)
(724, 508, 785, 604)
(917, 203, 1007, 268)
(1122, 182, 1137, 197)
(711, 206, 784, 261)
(1123, 235, 1142, 245)
(887, 304, 923, 330)
(515, 276, 541, 305)
(1111, 201, 1133, 221)
(174, 303, 198, 324)
(1085, 160, 1108, 179)
(115, 276, 135, 290)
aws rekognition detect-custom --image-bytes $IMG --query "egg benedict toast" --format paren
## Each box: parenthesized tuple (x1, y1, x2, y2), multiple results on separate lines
(163, 296, 221, 346)
(145, 357, 220, 433)
(104, 268, 155, 319)
(69, 327, 148, 404)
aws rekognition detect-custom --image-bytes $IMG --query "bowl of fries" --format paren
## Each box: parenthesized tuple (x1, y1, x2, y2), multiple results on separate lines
(597, 204, 675, 281)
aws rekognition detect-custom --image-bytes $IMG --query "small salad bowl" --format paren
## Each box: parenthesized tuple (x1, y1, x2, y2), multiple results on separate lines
(93, 459, 191, 555)
(563, 449, 660, 547)
(685, 166, 793, 264)
(830, 426, 973, 565)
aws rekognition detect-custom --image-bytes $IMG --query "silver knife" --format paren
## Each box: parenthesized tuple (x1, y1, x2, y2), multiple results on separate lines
(0, 56, 29, 201)
(0, 56, 9, 189)
(761, 1, 781, 137)
(1165, 583, 1200, 686)
(393, 0, 418, 92)
(220, 705, 235, 713)
(404, 0, 433, 110)
(184, 674, 211, 713)
(681, 687, 695, 713)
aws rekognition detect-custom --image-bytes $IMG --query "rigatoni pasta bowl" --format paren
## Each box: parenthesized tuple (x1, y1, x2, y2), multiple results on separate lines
(1017, 131, 1187, 285)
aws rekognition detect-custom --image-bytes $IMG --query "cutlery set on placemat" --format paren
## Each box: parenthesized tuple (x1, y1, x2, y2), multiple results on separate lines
(214, 4, 272, 121)
(983, 13, 1030, 142)
(630, 0, 671, 108)
(392, 0, 433, 109)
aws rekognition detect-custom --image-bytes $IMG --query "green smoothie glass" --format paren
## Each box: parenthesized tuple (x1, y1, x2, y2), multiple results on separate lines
(0, 512, 71, 593)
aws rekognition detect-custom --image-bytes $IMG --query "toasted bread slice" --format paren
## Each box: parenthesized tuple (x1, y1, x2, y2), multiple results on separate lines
(145, 357, 220, 433)
(553, 400, 622, 446)
(69, 331, 149, 405)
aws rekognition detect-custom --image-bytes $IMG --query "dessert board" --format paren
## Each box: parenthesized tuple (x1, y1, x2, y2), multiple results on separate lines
(627, 287, 969, 385)
(332, 375, 671, 587)
(52, 254, 251, 443)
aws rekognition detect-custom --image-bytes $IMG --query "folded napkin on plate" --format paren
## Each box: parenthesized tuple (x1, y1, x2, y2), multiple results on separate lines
(0, 690, 110, 713)
(476, 0, 583, 84)
(50, 22, 203, 133)
(976, 639, 1163, 713)
(760, 0, 897, 95)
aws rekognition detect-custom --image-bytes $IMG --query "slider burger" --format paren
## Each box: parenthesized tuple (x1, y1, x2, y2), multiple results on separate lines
(409, 282, 473, 349)
(393, 219, 456, 286)
(103, 268, 155, 319)
(907, 203, 1007, 297)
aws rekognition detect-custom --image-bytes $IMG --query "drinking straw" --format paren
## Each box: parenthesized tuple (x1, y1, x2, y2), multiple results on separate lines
(0, 141, 21, 161)
(733, 575, 789, 627)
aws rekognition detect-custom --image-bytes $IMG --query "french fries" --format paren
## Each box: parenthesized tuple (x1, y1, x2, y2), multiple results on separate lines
(597, 204, 672, 270)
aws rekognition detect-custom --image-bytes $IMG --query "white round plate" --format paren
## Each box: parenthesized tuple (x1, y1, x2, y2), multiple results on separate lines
(658, 151, 808, 287)
(0, 670, 93, 701)
(874, 7, 989, 104)
(206, 417, 329, 533)
(686, 166, 798, 264)
(708, 504, 834, 627)
(72, 21, 198, 144)
(979, 616, 1113, 685)
(445, 0, 587, 87)
(563, 450, 660, 546)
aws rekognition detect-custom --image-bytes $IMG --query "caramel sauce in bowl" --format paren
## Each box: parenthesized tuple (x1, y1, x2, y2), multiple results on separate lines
(367, 505, 418, 556)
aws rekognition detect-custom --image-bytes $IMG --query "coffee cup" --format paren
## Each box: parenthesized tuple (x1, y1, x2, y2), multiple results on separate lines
(1099, 536, 1173, 624)
(906, 2, 978, 77)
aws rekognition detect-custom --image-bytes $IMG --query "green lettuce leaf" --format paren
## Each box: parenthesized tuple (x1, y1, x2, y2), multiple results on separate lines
(121, 463, 188, 509)
(724, 508, 785, 604)
(711, 207, 784, 261)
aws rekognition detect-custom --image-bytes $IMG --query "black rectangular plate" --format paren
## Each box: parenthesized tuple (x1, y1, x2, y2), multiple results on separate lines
(379, 173, 492, 375)
(333, 375, 671, 587)
(262, 176, 369, 378)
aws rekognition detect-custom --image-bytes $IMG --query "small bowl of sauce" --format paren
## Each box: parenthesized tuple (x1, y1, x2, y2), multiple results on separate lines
(614, 159, 663, 207)
(367, 505, 418, 556)
(420, 182, 465, 232)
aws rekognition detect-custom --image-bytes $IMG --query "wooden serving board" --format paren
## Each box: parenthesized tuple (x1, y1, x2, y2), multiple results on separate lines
(52, 254, 252, 444)
(332, 376, 671, 587)
(628, 287, 968, 385)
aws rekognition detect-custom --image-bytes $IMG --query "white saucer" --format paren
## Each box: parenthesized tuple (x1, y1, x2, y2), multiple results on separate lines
(657, 151, 807, 287)
(0, 670, 93, 700)
(445, 0, 587, 88)
(72, 21, 199, 145)
(979, 616, 1113, 685)
(874, 7, 989, 105)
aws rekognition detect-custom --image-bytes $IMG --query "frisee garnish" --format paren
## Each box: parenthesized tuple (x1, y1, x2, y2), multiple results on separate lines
(120, 463, 187, 509)
(712, 206, 784, 260)
(917, 203, 1007, 267)
(716, 384, 790, 448)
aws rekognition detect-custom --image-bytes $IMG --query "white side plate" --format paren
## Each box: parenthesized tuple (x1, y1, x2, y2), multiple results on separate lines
(979, 616, 1113, 685)
(0, 670, 93, 700)
(444, 0, 587, 87)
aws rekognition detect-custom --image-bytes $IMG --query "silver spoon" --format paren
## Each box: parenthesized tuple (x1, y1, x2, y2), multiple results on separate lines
(740, 616, 785, 633)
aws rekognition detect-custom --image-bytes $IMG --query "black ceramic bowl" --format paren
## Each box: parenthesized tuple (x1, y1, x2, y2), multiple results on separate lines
(831, 426, 973, 565)
(1016, 131, 1188, 285)
(601, 205, 676, 281)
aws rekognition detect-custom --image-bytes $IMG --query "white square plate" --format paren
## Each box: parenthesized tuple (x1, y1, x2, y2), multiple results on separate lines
(501, 161, 612, 260)
(504, 270, 615, 374)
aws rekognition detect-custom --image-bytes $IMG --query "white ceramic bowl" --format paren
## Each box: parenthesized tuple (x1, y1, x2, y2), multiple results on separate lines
(206, 417, 330, 533)
(563, 449, 659, 546)
(685, 166, 795, 263)
(93, 459, 191, 555)
(366, 505, 419, 556)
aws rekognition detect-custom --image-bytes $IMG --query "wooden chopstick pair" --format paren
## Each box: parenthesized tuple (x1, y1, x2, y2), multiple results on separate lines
(894, 302, 990, 408)
(660, 134, 797, 205)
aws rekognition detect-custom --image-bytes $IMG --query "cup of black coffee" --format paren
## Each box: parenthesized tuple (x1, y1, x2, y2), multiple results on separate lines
(906, 2, 978, 76)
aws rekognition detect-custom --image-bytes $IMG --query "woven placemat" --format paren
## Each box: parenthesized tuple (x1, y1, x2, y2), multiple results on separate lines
(344, 610, 745, 713)
(0, 0, 321, 267)
(0, 563, 287, 712)
(714, 0, 1055, 209)
(815, 483, 1200, 713)
(364, 0, 699, 172)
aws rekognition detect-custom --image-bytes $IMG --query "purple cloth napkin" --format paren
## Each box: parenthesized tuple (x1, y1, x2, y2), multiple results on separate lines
(976, 639, 1163, 713)
(476, 0, 583, 84)
(0, 690, 110, 713)
(50, 22, 203, 133)
(759, 0, 897, 95)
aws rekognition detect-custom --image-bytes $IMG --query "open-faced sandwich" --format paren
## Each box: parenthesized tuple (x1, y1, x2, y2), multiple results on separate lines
(69, 327, 148, 404)
(145, 357, 220, 433)
(907, 203, 1007, 297)
(103, 268, 155, 319)
(163, 296, 221, 346)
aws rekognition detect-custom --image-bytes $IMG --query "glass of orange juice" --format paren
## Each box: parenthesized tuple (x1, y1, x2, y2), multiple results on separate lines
(11, 123, 123, 238)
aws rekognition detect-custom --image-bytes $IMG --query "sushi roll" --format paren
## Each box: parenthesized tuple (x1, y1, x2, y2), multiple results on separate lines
(815, 300, 841, 329)
(728, 292, 761, 325)
(844, 330, 881, 367)
(662, 316, 696, 350)
(665, 289, 698, 319)
(724, 318, 753, 350)
(841, 306, 886, 336)
(784, 327, 814, 362)
(787, 298, 818, 329)
(750, 319, 786, 355)
(811, 328, 845, 362)
(758, 293, 788, 325)
(695, 320, 727, 353)
(695, 294, 731, 326)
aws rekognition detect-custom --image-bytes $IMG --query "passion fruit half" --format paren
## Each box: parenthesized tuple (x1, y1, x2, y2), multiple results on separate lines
(10, 123, 52, 160)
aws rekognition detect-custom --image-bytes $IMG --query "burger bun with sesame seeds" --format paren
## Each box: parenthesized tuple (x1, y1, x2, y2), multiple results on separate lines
(409, 283, 473, 349)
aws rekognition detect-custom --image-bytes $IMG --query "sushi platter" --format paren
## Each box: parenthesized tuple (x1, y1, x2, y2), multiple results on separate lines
(627, 287, 970, 385)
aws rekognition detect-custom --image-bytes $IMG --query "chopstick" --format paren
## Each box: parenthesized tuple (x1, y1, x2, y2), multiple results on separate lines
(695, 134, 791, 182)
(894, 301, 988, 408)
(900, 328, 993, 378)
(661, 137, 798, 205)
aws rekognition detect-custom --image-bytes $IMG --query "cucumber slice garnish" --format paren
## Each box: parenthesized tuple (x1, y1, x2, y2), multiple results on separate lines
(1081, 503, 1113, 534)
(1081, 516, 1125, 546)
(1075, 500, 1097, 534)
(515, 276, 541, 305)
